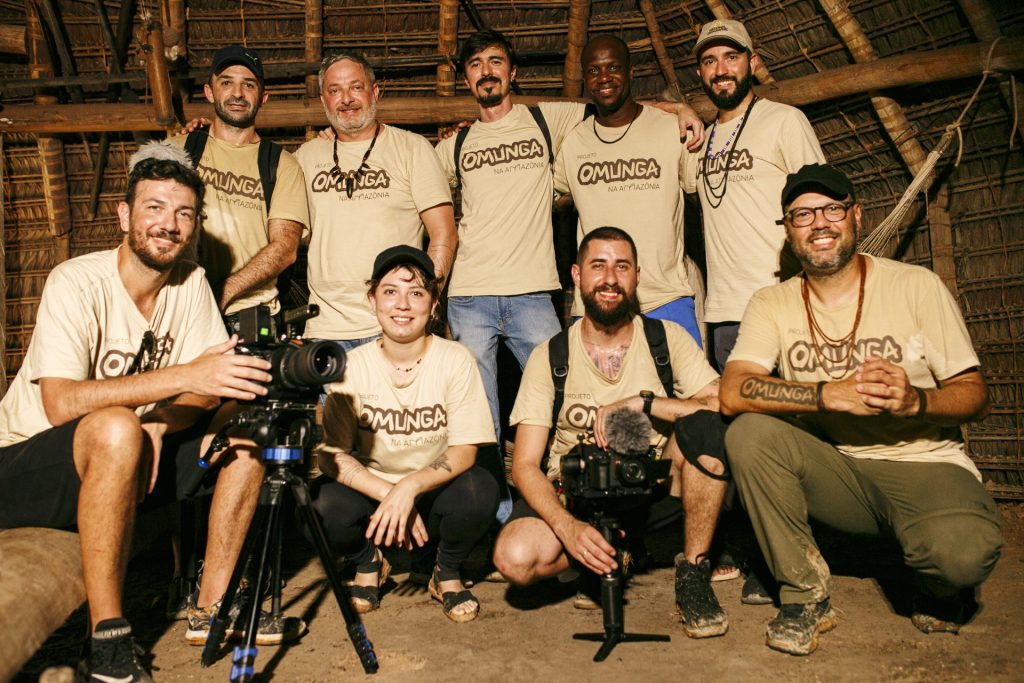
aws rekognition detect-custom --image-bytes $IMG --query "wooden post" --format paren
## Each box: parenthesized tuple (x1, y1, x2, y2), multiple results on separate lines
(0, 134, 7, 394)
(165, 0, 186, 60)
(437, 0, 459, 97)
(143, 21, 176, 128)
(638, 0, 681, 100)
(957, 0, 1024, 148)
(0, 23, 24, 54)
(304, 0, 323, 99)
(705, 0, 775, 84)
(563, 0, 591, 97)
(819, 0, 957, 295)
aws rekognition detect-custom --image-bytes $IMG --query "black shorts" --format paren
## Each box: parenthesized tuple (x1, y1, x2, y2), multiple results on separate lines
(0, 412, 217, 530)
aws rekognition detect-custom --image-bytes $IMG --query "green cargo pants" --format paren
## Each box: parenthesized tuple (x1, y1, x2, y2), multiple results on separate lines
(725, 413, 1003, 605)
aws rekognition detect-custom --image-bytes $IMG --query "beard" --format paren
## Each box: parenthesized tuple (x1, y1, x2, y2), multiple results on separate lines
(792, 229, 859, 278)
(702, 70, 753, 111)
(474, 77, 504, 107)
(128, 225, 185, 273)
(581, 284, 641, 327)
(213, 96, 259, 129)
(327, 99, 378, 134)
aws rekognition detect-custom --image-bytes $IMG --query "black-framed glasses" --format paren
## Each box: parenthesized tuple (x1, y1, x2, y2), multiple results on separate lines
(126, 330, 156, 376)
(776, 202, 852, 227)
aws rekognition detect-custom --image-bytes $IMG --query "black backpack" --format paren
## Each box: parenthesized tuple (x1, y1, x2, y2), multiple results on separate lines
(548, 316, 674, 426)
(183, 129, 283, 212)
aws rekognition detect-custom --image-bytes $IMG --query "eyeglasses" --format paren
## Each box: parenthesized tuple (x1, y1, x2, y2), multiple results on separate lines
(776, 202, 853, 228)
(126, 330, 156, 375)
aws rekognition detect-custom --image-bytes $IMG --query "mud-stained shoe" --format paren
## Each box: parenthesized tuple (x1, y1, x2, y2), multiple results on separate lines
(675, 557, 728, 638)
(185, 594, 306, 646)
(911, 589, 977, 635)
(765, 599, 837, 655)
(79, 618, 153, 683)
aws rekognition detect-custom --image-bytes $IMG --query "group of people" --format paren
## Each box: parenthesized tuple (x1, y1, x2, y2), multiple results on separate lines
(0, 17, 1004, 683)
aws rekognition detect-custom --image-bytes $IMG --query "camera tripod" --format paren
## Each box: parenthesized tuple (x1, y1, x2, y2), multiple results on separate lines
(572, 510, 670, 662)
(198, 403, 378, 679)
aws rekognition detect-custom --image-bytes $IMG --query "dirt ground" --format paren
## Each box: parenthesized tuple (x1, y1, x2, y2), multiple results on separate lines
(16, 504, 1024, 683)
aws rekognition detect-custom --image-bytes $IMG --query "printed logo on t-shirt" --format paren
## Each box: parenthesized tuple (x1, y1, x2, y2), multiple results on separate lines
(697, 148, 754, 178)
(98, 333, 175, 378)
(309, 168, 392, 198)
(577, 158, 661, 187)
(360, 403, 447, 435)
(462, 138, 545, 174)
(787, 335, 903, 375)
(563, 401, 598, 431)
(197, 164, 263, 200)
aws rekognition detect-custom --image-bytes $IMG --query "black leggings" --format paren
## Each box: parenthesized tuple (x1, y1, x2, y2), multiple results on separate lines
(308, 465, 498, 573)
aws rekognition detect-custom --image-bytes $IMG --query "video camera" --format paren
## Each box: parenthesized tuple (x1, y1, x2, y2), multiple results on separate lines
(560, 407, 671, 500)
(226, 304, 346, 402)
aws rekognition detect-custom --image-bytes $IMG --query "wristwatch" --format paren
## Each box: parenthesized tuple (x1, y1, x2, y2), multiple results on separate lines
(640, 390, 655, 416)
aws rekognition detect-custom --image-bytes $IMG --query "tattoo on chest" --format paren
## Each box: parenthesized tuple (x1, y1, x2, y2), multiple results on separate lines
(739, 377, 816, 405)
(587, 343, 630, 379)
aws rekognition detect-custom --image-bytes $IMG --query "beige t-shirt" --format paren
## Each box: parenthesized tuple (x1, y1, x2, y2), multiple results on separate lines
(170, 134, 310, 315)
(730, 254, 982, 479)
(0, 248, 228, 447)
(435, 102, 586, 296)
(511, 316, 718, 477)
(318, 336, 495, 483)
(681, 99, 825, 323)
(294, 126, 453, 340)
(554, 106, 695, 316)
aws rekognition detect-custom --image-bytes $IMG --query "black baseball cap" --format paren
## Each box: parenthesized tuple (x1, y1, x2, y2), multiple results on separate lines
(211, 45, 264, 85)
(371, 245, 436, 281)
(781, 163, 855, 210)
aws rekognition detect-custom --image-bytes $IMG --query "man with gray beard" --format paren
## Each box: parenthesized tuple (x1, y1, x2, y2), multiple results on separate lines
(294, 53, 458, 351)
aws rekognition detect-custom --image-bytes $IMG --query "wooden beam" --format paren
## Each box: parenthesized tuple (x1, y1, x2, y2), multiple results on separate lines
(437, 0, 459, 97)
(143, 21, 176, 128)
(0, 23, 24, 54)
(705, 0, 775, 84)
(165, 0, 186, 60)
(562, 0, 590, 97)
(304, 0, 322, 99)
(638, 0, 681, 100)
(3, 37, 1023, 134)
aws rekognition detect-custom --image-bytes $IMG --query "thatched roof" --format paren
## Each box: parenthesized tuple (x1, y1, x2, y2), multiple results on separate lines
(1, 0, 1022, 495)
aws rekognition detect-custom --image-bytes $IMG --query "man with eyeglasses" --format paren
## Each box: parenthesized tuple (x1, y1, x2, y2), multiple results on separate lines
(294, 52, 457, 351)
(682, 18, 825, 371)
(720, 163, 1002, 656)
(0, 144, 305, 682)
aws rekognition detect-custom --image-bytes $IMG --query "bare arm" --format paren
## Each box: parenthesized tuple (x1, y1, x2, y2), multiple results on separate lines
(592, 379, 720, 449)
(39, 337, 272, 426)
(720, 360, 819, 417)
(318, 449, 394, 501)
(217, 218, 303, 312)
(643, 100, 706, 151)
(420, 203, 457, 285)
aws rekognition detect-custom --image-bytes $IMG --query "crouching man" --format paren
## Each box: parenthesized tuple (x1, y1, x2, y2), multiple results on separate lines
(493, 227, 732, 638)
(0, 143, 303, 682)
(720, 163, 1002, 656)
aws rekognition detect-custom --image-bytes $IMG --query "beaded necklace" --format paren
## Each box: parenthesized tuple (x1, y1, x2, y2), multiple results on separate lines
(700, 95, 758, 209)
(801, 254, 867, 380)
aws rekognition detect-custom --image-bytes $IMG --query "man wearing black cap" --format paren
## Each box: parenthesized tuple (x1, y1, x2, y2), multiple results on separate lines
(683, 19, 825, 371)
(720, 163, 1002, 655)
(172, 44, 308, 316)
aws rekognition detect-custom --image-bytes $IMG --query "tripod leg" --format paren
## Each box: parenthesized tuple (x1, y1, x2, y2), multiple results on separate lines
(290, 474, 379, 674)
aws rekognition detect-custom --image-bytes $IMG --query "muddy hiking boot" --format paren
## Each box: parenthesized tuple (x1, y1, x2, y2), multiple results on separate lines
(911, 588, 978, 634)
(766, 599, 837, 655)
(675, 557, 728, 638)
(79, 618, 153, 683)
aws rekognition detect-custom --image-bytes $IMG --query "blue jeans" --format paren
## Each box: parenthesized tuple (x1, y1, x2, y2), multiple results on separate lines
(646, 296, 702, 348)
(447, 293, 562, 524)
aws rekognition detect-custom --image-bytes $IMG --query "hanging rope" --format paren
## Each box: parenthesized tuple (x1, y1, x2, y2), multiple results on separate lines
(860, 37, 1009, 255)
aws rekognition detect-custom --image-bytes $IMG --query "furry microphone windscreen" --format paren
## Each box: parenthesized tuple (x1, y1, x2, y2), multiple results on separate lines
(128, 140, 195, 173)
(604, 406, 652, 454)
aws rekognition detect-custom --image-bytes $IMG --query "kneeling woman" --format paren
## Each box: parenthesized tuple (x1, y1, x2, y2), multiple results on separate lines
(311, 246, 498, 622)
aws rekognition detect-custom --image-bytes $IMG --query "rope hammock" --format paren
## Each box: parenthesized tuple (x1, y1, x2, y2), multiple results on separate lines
(860, 37, 1019, 255)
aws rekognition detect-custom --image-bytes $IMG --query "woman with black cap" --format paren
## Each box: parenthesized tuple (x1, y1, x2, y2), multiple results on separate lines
(310, 245, 498, 622)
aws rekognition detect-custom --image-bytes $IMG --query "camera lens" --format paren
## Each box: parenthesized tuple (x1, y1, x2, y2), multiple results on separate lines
(618, 458, 647, 486)
(277, 340, 346, 389)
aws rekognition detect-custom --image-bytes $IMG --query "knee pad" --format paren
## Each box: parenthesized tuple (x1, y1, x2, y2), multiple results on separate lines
(674, 410, 730, 481)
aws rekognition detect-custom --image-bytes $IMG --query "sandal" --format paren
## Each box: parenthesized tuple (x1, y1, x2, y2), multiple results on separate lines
(348, 550, 391, 614)
(428, 566, 480, 623)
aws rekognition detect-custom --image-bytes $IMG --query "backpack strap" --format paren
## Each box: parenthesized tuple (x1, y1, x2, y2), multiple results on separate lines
(526, 105, 554, 166)
(641, 315, 674, 399)
(183, 129, 209, 171)
(452, 125, 472, 187)
(257, 138, 283, 214)
(548, 328, 571, 428)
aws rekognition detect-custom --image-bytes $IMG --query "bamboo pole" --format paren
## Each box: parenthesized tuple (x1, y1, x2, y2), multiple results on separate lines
(143, 21, 176, 128)
(3, 37, 1023, 133)
(638, 0, 680, 100)
(165, 0, 186, 60)
(562, 0, 590, 97)
(304, 0, 323, 98)
(437, 0, 459, 97)
(0, 23, 24, 54)
(705, 0, 775, 84)
(819, 0, 956, 294)
(957, 0, 1023, 148)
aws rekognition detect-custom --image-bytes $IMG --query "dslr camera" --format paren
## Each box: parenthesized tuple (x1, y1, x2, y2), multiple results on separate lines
(226, 304, 346, 402)
(560, 442, 671, 500)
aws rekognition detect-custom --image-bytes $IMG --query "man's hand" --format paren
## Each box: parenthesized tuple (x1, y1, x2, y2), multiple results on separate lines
(853, 356, 919, 417)
(317, 127, 336, 141)
(558, 518, 617, 575)
(366, 478, 425, 548)
(674, 103, 706, 151)
(182, 336, 272, 401)
(174, 117, 212, 136)
(139, 421, 167, 500)
(592, 396, 644, 449)
(438, 120, 471, 140)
